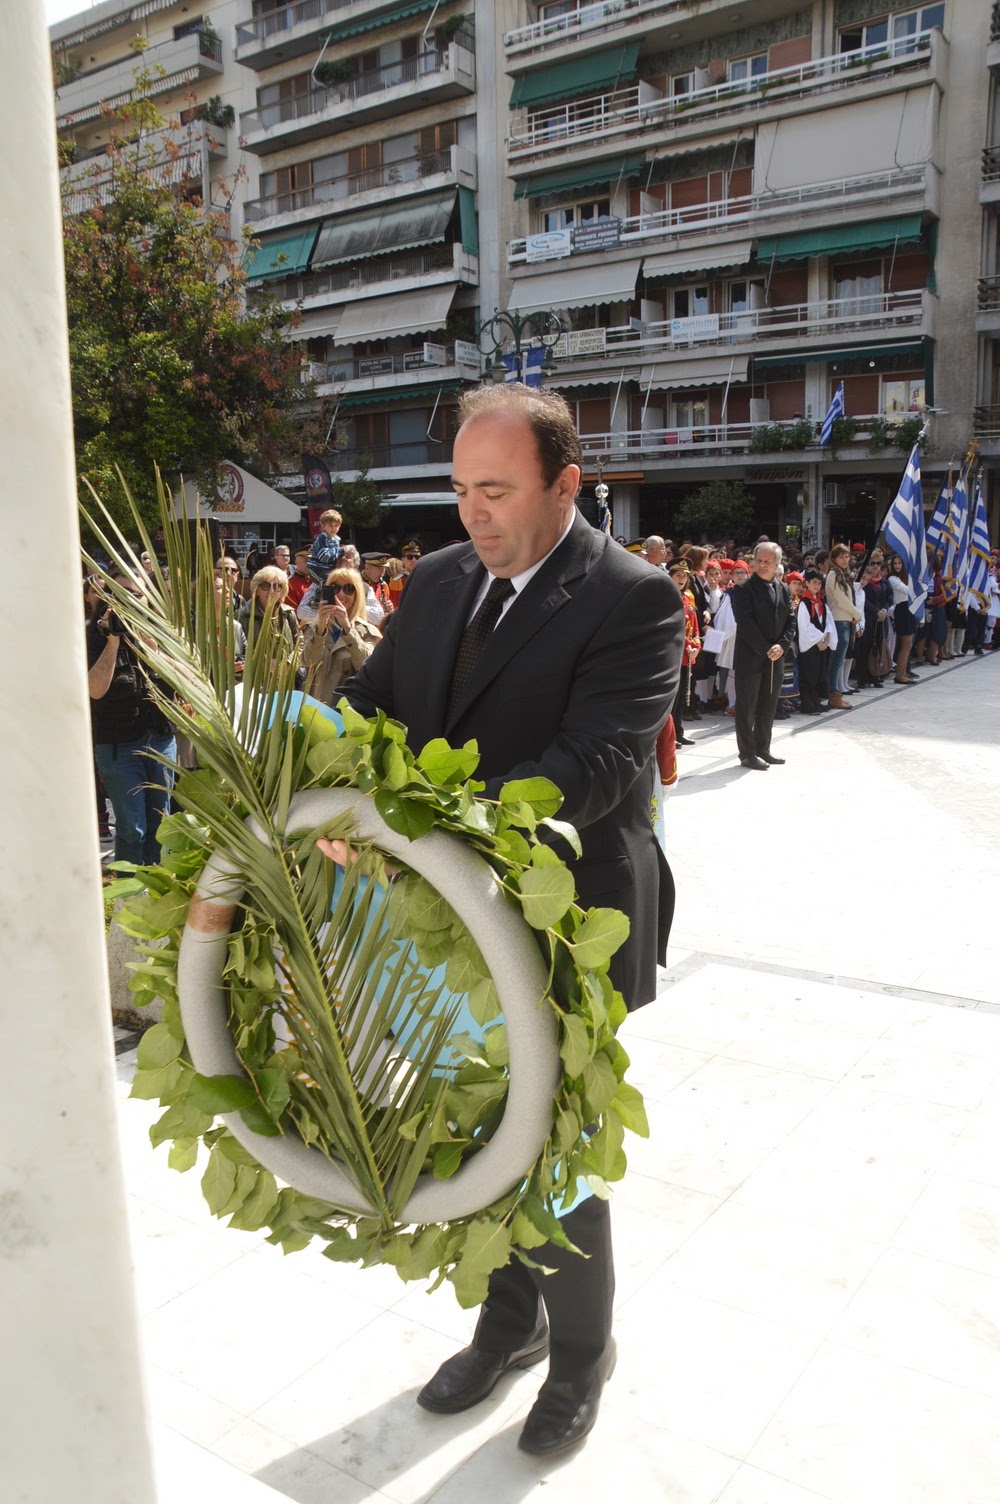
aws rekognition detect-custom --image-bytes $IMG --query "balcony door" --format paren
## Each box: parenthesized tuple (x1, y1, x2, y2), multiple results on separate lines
(833, 270, 882, 327)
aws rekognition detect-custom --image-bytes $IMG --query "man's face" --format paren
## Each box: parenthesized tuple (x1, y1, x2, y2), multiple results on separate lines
(754, 549, 779, 582)
(646, 542, 666, 566)
(274, 546, 290, 569)
(364, 560, 385, 583)
(452, 413, 580, 578)
(293, 555, 309, 577)
(402, 550, 420, 572)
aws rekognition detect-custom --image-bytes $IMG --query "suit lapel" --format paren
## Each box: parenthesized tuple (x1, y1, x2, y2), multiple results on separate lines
(444, 513, 599, 735)
(425, 551, 484, 732)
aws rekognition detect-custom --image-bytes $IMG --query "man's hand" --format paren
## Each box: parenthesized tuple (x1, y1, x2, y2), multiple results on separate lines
(317, 837, 399, 880)
(766, 644, 784, 660)
(817, 641, 829, 652)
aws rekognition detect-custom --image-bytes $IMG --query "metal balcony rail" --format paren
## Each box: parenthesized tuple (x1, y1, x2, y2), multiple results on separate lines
(508, 31, 937, 152)
(508, 166, 926, 262)
(972, 404, 1000, 436)
(330, 439, 455, 470)
(238, 0, 365, 46)
(982, 145, 1000, 183)
(992, 1, 1000, 43)
(977, 275, 1000, 312)
(548, 291, 927, 364)
(507, 0, 675, 51)
(245, 149, 452, 221)
(242, 51, 454, 135)
(576, 412, 887, 461)
(252, 245, 460, 303)
(305, 343, 472, 380)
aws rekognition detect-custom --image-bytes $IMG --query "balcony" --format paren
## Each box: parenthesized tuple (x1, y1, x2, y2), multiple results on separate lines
(981, 146, 1000, 209)
(504, 0, 793, 62)
(313, 343, 481, 393)
(990, 2, 1000, 69)
(244, 145, 477, 230)
(328, 438, 456, 479)
(976, 275, 1000, 334)
(540, 290, 934, 384)
(507, 32, 945, 165)
(241, 44, 475, 154)
(61, 118, 229, 214)
(258, 242, 478, 311)
(574, 412, 894, 470)
(55, 30, 223, 130)
(509, 166, 934, 266)
(235, 0, 463, 69)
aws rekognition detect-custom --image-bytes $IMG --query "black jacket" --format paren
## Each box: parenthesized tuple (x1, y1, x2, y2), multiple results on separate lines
(343, 512, 685, 1007)
(730, 573, 795, 673)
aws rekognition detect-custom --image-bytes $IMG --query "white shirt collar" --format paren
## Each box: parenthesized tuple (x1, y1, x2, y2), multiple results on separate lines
(469, 512, 576, 621)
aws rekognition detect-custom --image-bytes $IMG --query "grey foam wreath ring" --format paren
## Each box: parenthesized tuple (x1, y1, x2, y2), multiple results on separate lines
(177, 786, 561, 1224)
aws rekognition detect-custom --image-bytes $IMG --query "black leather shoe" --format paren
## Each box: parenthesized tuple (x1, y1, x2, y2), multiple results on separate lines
(416, 1328, 549, 1414)
(677, 735, 696, 746)
(759, 753, 785, 764)
(518, 1341, 617, 1457)
(739, 756, 769, 770)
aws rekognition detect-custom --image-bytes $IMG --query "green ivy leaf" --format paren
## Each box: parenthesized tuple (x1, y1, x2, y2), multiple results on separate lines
(228, 1169, 280, 1230)
(136, 1022, 183, 1070)
(570, 908, 631, 970)
(238, 1101, 282, 1137)
(306, 737, 358, 780)
(583, 1113, 625, 1180)
(185, 1072, 257, 1115)
(580, 1053, 618, 1116)
(612, 1082, 650, 1137)
(483, 1024, 509, 1068)
(452, 1218, 513, 1309)
(518, 866, 575, 929)
(201, 1144, 238, 1215)
(374, 789, 436, 840)
(382, 742, 409, 791)
(468, 977, 502, 1025)
(499, 777, 563, 818)
(539, 816, 583, 857)
(129, 1060, 185, 1101)
(559, 1014, 593, 1078)
(255, 1066, 292, 1119)
(149, 1100, 213, 1148)
(417, 738, 480, 784)
(511, 1207, 550, 1249)
(167, 1138, 198, 1172)
(432, 1140, 465, 1179)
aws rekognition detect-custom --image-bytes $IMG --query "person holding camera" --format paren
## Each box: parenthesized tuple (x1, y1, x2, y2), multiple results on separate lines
(86, 572, 176, 866)
(300, 565, 381, 704)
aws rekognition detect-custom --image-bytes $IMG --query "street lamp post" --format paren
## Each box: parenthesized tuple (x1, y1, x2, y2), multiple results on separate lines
(478, 306, 566, 384)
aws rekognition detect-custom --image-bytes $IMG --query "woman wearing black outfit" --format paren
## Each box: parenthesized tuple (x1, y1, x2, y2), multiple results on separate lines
(853, 562, 893, 688)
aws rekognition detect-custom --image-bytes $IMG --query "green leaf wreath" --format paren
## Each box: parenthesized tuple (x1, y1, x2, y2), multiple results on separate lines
(87, 477, 649, 1307)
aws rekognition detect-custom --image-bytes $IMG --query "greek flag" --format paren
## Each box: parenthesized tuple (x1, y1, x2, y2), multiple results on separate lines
(522, 345, 546, 389)
(945, 472, 971, 601)
(967, 476, 992, 609)
(820, 381, 845, 447)
(883, 442, 930, 619)
(502, 352, 520, 383)
(925, 478, 951, 557)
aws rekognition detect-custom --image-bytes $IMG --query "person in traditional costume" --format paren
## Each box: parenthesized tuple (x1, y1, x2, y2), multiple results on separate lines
(796, 568, 838, 714)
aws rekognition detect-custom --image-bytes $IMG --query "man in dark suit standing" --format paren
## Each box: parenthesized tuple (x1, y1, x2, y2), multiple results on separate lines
(339, 383, 683, 1456)
(731, 541, 795, 770)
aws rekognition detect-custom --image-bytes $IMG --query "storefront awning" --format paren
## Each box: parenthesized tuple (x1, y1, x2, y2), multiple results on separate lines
(756, 214, 923, 264)
(754, 342, 924, 369)
(176, 464, 303, 524)
(326, 0, 438, 43)
(509, 42, 640, 110)
(509, 258, 642, 315)
(642, 356, 749, 389)
(643, 242, 753, 280)
(285, 308, 343, 342)
(245, 225, 318, 283)
(549, 373, 617, 389)
(337, 382, 461, 410)
(334, 285, 457, 343)
(313, 191, 455, 269)
(514, 156, 645, 200)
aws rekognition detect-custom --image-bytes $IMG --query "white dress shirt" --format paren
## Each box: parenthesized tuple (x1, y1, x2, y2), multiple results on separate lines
(466, 513, 577, 625)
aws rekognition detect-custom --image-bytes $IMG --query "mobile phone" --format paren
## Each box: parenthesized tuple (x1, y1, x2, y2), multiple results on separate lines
(318, 585, 338, 604)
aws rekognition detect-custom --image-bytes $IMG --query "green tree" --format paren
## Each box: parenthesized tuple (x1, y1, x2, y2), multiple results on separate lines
(329, 456, 385, 535)
(674, 479, 756, 544)
(63, 45, 303, 531)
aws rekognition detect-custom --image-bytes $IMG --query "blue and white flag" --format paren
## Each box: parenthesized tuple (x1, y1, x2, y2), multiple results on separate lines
(967, 476, 992, 609)
(925, 478, 951, 557)
(883, 442, 930, 619)
(820, 381, 845, 447)
(522, 345, 546, 389)
(502, 352, 520, 383)
(945, 471, 971, 602)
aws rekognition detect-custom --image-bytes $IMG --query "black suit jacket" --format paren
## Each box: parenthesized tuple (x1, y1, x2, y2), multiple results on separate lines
(730, 573, 795, 674)
(343, 511, 685, 1007)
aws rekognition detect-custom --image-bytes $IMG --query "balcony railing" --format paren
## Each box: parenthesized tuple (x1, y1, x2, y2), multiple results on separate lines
(508, 166, 928, 264)
(977, 275, 1000, 312)
(973, 404, 1000, 437)
(545, 291, 929, 367)
(245, 149, 455, 222)
(330, 439, 455, 471)
(983, 146, 1000, 184)
(576, 412, 890, 463)
(508, 32, 939, 154)
(242, 50, 459, 136)
(238, 0, 360, 47)
(507, 0, 682, 53)
(315, 344, 479, 381)
(253, 244, 466, 304)
(56, 28, 224, 126)
(993, 1, 1000, 43)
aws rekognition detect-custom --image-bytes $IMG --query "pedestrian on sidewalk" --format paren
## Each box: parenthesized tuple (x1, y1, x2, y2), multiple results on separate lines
(796, 568, 838, 713)
(731, 542, 794, 769)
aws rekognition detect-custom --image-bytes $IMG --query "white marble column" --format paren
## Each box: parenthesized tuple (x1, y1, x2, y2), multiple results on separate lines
(0, 4, 157, 1500)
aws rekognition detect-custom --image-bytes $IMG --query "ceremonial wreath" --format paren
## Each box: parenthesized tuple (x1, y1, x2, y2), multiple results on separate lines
(89, 483, 649, 1308)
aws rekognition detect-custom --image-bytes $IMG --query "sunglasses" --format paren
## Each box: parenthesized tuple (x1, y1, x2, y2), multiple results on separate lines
(402, 552, 421, 559)
(328, 583, 355, 595)
(257, 582, 285, 592)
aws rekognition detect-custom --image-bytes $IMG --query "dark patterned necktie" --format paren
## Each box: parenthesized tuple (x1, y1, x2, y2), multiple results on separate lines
(448, 576, 515, 711)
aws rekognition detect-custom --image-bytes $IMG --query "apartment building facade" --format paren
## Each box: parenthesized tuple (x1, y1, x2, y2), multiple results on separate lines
(52, 0, 995, 546)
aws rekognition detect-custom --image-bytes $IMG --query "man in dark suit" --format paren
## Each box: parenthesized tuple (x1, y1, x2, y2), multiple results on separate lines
(731, 541, 795, 770)
(339, 383, 683, 1456)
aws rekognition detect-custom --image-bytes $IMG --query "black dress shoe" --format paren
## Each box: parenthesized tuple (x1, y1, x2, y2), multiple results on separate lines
(759, 753, 785, 764)
(739, 756, 769, 770)
(417, 1328, 549, 1414)
(518, 1341, 617, 1457)
(677, 735, 696, 746)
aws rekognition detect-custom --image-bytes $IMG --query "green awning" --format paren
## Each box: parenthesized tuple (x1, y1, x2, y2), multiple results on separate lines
(313, 191, 455, 268)
(756, 215, 924, 264)
(458, 184, 478, 257)
(244, 226, 318, 282)
(325, 0, 438, 43)
(509, 42, 640, 110)
(338, 382, 462, 410)
(754, 342, 924, 370)
(514, 155, 645, 200)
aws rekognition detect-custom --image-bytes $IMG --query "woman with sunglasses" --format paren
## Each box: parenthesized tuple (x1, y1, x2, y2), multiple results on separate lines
(300, 565, 381, 704)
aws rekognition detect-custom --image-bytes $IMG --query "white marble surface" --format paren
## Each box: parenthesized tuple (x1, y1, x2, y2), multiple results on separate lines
(114, 655, 1000, 1502)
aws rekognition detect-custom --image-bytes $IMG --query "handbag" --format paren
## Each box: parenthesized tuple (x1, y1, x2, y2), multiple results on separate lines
(868, 626, 892, 679)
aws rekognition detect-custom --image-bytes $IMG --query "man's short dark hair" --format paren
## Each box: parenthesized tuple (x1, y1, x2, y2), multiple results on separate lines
(457, 383, 583, 490)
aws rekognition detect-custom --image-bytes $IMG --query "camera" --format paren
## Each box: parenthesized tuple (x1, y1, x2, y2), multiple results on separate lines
(106, 611, 130, 638)
(318, 584, 338, 605)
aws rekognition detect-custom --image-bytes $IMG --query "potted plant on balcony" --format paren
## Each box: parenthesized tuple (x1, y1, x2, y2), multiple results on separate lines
(439, 13, 469, 42)
(195, 95, 236, 129)
(867, 416, 891, 454)
(823, 414, 859, 458)
(313, 58, 355, 88)
(891, 413, 926, 452)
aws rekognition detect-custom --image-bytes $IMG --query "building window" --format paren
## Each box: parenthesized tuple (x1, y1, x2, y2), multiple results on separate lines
(882, 378, 925, 418)
(833, 271, 882, 317)
(839, 4, 944, 52)
(673, 286, 709, 319)
(672, 394, 708, 429)
(671, 72, 693, 97)
(174, 16, 208, 40)
(727, 279, 765, 314)
(728, 53, 768, 83)
(541, 197, 611, 232)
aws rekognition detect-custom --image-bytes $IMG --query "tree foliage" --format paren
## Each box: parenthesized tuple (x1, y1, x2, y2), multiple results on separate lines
(674, 479, 756, 544)
(63, 47, 303, 531)
(330, 456, 385, 534)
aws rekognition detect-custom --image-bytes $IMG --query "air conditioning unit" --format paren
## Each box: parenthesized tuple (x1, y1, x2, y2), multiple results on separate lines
(824, 482, 845, 509)
(749, 399, 770, 424)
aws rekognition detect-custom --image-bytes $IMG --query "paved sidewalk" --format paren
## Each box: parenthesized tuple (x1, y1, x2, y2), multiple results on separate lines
(114, 652, 1000, 1503)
